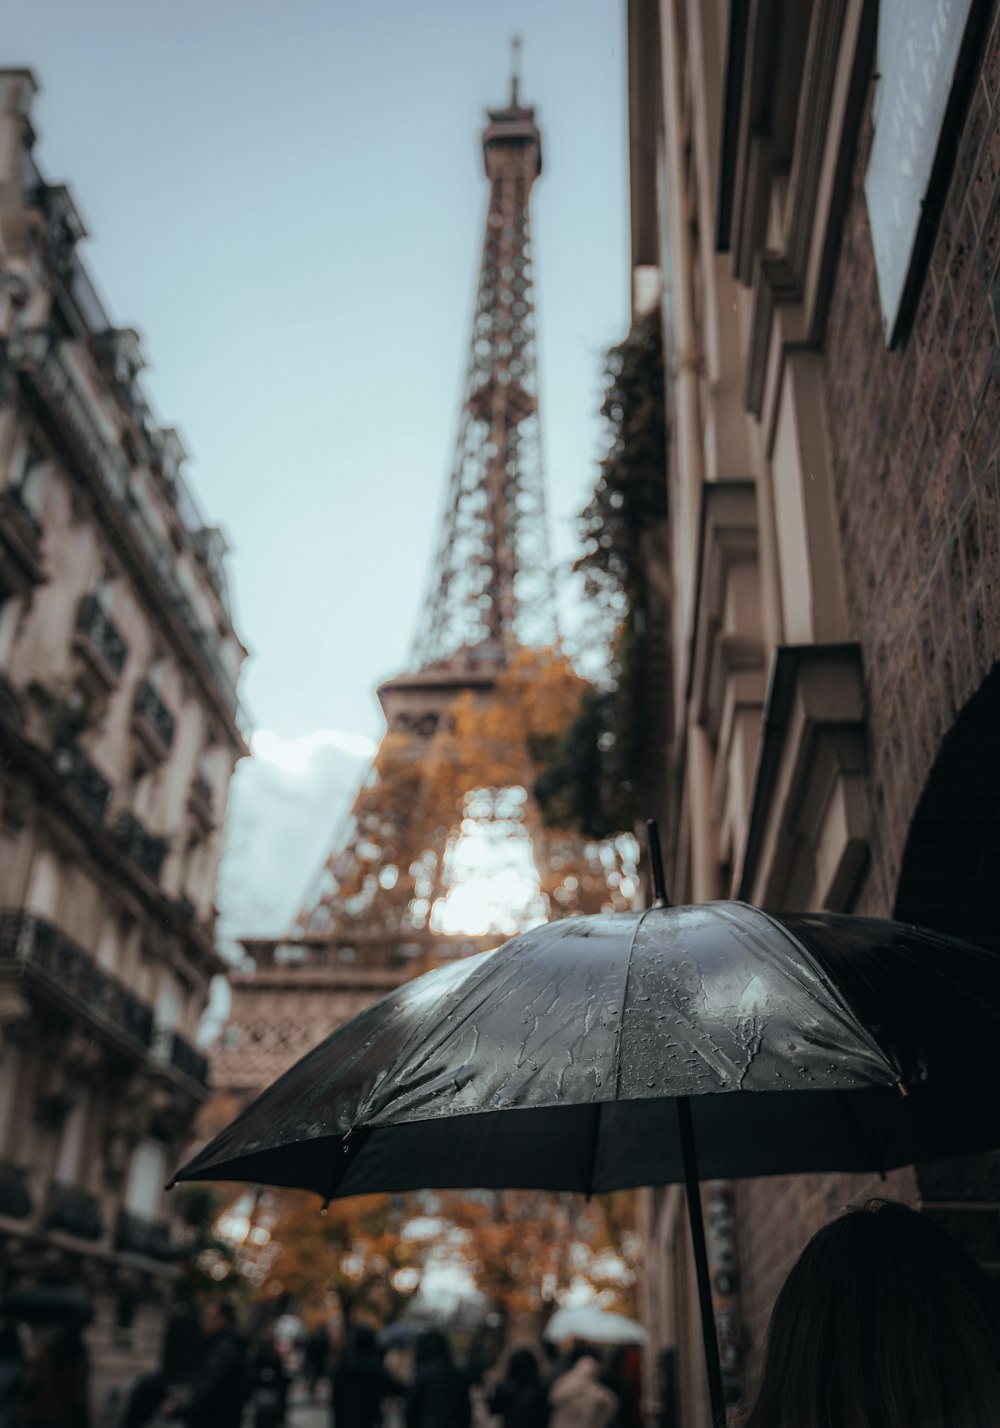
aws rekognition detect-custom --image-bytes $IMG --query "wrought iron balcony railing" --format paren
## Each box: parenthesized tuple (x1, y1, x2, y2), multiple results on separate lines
(11, 331, 242, 720)
(51, 739, 112, 823)
(115, 1209, 174, 1262)
(0, 1159, 31, 1220)
(133, 680, 176, 758)
(44, 1181, 103, 1241)
(0, 912, 154, 1051)
(75, 593, 128, 680)
(113, 811, 168, 884)
(150, 1024, 209, 1090)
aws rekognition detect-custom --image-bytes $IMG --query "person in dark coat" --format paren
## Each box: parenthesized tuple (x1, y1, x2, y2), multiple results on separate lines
(488, 1347, 549, 1428)
(250, 1330, 290, 1428)
(0, 1325, 26, 1428)
(161, 1299, 248, 1428)
(22, 1323, 90, 1428)
(332, 1324, 402, 1428)
(406, 1330, 471, 1428)
(303, 1324, 331, 1401)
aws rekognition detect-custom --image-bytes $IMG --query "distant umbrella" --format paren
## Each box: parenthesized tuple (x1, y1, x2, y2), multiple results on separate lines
(543, 1306, 647, 1346)
(173, 900, 1000, 1427)
(377, 1319, 435, 1349)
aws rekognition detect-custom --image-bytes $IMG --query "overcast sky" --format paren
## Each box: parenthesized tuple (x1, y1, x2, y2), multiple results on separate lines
(7, 0, 629, 941)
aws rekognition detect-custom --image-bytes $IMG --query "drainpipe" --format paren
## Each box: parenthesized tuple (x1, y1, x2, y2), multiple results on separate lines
(660, 1, 716, 904)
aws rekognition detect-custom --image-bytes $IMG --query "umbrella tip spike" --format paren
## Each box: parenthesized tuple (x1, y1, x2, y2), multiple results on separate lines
(645, 818, 672, 909)
(320, 1199, 330, 1216)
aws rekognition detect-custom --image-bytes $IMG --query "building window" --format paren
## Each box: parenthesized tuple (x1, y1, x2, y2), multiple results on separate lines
(54, 1094, 90, 1185)
(26, 850, 60, 918)
(8, 437, 49, 520)
(865, 0, 982, 344)
(124, 1139, 167, 1220)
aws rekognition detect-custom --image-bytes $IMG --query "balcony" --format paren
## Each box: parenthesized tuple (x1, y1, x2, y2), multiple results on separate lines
(0, 911, 153, 1053)
(51, 739, 111, 822)
(0, 483, 45, 596)
(11, 331, 243, 726)
(44, 1181, 103, 1241)
(115, 1209, 174, 1263)
(151, 1025, 209, 1091)
(73, 594, 128, 691)
(132, 680, 175, 764)
(113, 811, 168, 884)
(187, 772, 214, 837)
(0, 1159, 31, 1220)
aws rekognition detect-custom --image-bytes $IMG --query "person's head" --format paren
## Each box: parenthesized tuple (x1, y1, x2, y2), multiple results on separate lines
(350, 1323, 378, 1358)
(567, 1340, 597, 1367)
(200, 1299, 236, 1339)
(415, 1328, 451, 1368)
(746, 1199, 1000, 1428)
(507, 1347, 540, 1385)
(0, 1324, 22, 1361)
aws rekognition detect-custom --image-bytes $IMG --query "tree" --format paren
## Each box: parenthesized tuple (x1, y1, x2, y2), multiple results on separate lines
(421, 1189, 640, 1334)
(172, 1186, 244, 1313)
(252, 1190, 423, 1330)
(535, 310, 668, 840)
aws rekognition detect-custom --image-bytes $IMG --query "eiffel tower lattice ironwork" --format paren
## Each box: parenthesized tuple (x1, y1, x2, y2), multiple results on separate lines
(212, 64, 637, 1099)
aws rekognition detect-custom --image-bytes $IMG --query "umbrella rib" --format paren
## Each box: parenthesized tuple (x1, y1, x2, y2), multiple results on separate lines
(748, 905, 901, 1078)
(584, 1100, 603, 1199)
(612, 909, 653, 1104)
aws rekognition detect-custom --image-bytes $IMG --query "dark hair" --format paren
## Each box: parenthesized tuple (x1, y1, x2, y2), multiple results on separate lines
(349, 1324, 378, 1358)
(567, 1341, 597, 1366)
(0, 1324, 22, 1360)
(205, 1298, 237, 1329)
(415, 1328, 451, 1367)
(745, 1199, 1000, 1428)
(507, 1347, 540, 1385)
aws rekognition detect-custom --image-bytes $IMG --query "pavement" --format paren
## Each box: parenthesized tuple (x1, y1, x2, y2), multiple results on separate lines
(286, 1391, 329, 1428)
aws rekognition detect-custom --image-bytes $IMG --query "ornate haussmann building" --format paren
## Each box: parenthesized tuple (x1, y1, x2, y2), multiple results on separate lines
(0, 69, 247, 1416)
(625, 1, 1000, 1423)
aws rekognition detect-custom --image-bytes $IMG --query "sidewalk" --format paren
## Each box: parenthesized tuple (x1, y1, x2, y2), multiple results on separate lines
(287, 1391, 328, 1428)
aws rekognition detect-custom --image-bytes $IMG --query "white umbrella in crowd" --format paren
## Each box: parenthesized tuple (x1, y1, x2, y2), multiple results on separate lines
(543, 1305, 647, 1346)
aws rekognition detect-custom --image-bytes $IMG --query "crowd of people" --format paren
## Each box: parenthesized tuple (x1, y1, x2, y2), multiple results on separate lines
(3, 1201, 1000, 1427)
(107, 1311, 639, 1428)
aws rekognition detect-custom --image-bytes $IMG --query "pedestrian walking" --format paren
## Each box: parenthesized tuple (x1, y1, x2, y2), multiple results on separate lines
(406, 1331, 471, 1428)
(21, 1322, 90, 1428)
(0, 1325, 25, 1428)
(487, 1348, 549, 1428)
(744, 1199, 1000, 1428)
(160, 1299, 249, 1428)
(303, 1324, 331, 1402)
(547, 1352, 616, 1428)
(332, 1324, 403, 1428)
(250, 1329, 289, 1428)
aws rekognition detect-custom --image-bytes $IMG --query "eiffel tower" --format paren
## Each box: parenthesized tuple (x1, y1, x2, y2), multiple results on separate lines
(212, 54, 636, 1099)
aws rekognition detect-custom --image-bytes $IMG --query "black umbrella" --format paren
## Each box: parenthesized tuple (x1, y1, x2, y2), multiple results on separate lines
(173, 899, 1000, 1426)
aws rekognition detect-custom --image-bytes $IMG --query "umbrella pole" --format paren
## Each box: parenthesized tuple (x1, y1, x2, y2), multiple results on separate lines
(677, 1095, 727, 1428)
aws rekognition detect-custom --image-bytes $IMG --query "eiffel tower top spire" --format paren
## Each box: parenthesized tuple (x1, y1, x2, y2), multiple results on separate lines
(510, 34, 522, 107)
(407, 68, 556, 677)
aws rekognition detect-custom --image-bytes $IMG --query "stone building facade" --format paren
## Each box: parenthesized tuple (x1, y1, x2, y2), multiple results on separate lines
(0, 70, 247, 1419)
(626, 2, 1000, 1423)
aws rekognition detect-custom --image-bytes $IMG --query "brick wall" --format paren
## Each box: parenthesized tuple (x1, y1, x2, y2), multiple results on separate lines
(823, 5, 1000, 917)
(735, 5, 1000, 1395)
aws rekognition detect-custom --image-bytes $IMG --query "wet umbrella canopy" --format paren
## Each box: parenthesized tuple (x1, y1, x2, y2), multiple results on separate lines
(175, 902, 1000, 1195)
